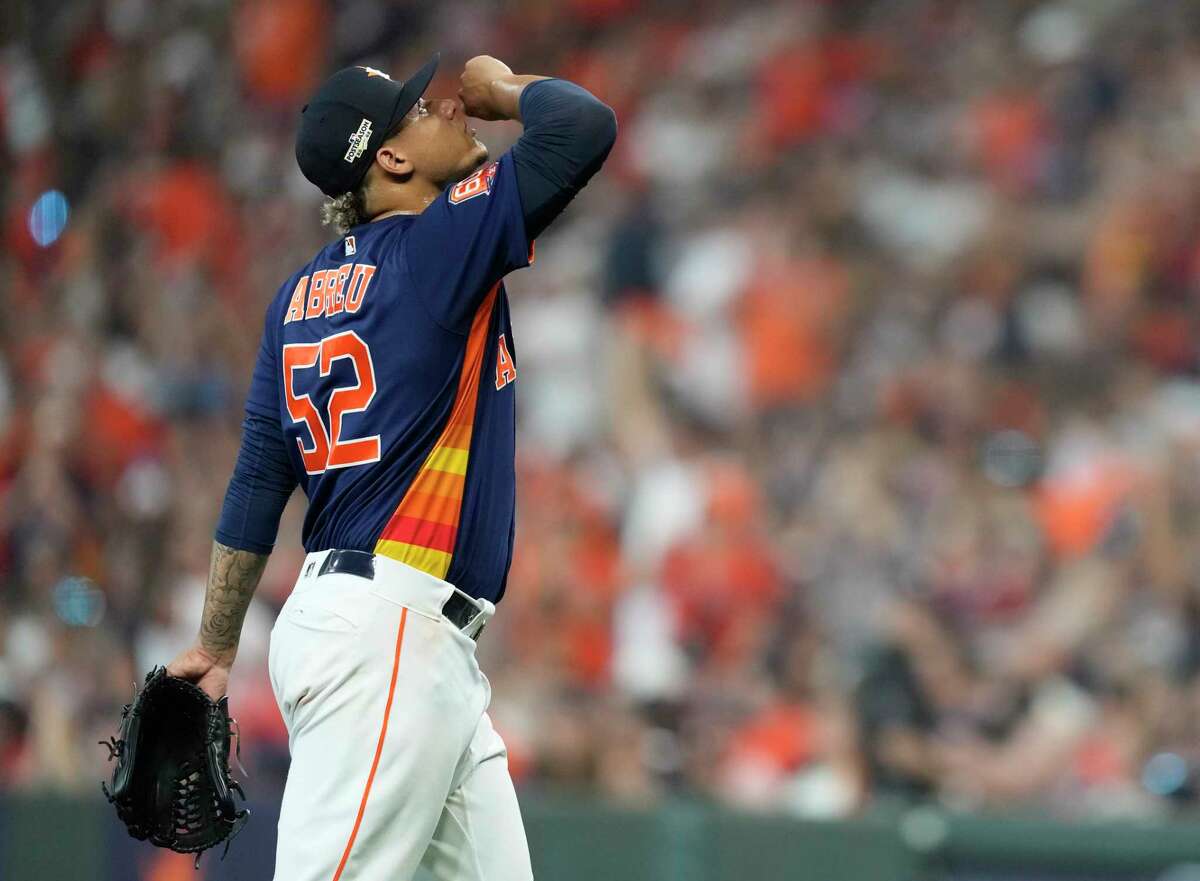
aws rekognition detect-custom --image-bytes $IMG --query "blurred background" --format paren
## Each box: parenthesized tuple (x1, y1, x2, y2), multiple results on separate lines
(5, 0, 1200, 878)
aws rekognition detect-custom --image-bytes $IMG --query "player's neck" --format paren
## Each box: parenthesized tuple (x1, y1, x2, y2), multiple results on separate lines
(368, 180, 442, 222)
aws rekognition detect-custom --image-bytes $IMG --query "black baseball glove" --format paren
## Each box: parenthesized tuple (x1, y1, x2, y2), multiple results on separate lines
(101, 666, 249, 866)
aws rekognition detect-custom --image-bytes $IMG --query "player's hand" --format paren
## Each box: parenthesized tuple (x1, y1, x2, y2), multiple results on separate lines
(459, 55, 515, 121)
(166, 643, 232, 702)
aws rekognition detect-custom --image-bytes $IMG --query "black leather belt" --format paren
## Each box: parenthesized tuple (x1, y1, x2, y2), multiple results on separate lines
(316, 549, 485, 639)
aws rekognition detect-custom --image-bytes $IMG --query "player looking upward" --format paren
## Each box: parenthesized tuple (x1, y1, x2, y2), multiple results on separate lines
(164, 54, 616, 881)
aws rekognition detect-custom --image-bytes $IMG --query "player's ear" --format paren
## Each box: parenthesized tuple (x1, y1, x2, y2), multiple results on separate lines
(375, 143, 414, 180)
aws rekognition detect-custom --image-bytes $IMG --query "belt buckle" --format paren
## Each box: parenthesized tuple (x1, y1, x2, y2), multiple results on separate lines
(460, 596, 494, 641)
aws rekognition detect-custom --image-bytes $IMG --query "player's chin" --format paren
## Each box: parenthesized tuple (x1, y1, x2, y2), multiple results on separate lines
(447, 142, 489, 186)
(469, 138, 489, 168)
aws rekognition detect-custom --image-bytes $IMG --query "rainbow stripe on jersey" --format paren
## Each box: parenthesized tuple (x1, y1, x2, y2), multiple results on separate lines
(373, 285, 499, 578)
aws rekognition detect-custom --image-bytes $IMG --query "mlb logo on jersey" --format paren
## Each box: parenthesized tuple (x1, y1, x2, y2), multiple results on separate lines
(345, 235, 356, 256)
(449, 162, 497, 205)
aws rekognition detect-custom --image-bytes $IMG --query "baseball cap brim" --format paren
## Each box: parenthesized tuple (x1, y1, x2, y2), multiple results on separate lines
(382, 53, 440, 139)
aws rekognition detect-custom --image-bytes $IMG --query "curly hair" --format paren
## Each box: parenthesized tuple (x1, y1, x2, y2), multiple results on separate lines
(320, 185, 370, 234)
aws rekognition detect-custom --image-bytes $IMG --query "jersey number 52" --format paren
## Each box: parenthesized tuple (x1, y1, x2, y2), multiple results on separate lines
(283, 331, 381, 475)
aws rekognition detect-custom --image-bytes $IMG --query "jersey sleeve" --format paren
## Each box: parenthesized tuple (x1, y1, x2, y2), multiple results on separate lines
(511, 79, 618, 241)
(214, 303, 297, 553)
(243, 302, 282, 420)
(402, 154, 531, 334)
(214, 412, 297, 553)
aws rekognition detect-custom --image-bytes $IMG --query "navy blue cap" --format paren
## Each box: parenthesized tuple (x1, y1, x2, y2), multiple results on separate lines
(296, 54, 440, 197)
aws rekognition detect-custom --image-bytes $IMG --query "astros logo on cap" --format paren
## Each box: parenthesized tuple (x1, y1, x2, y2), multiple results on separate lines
(358, 66, 391, 79)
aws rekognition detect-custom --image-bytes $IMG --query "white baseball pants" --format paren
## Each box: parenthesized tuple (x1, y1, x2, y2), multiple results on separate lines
(268, 550, 534, 881)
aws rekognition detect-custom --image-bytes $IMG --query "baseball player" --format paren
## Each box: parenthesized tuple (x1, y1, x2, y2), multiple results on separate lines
(164, 53, 616, 881)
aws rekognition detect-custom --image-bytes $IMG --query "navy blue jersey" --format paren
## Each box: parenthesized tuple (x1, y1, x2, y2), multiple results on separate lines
(245, 155, 529, 602)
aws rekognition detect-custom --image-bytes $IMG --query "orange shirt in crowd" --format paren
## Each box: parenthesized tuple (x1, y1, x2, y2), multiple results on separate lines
(235, 0, 328, 105)
(739, 255, 848, 410)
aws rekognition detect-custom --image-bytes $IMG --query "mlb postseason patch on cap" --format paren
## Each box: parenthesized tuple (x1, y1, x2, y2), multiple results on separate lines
(344, 119, 373, 163)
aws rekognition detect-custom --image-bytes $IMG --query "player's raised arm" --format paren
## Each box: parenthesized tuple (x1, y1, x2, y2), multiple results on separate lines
(459, 55, 618, 239)
(401, 57, 617, 332)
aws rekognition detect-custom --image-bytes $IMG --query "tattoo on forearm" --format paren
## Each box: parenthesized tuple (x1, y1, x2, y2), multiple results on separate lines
(199, 542, 269, 658)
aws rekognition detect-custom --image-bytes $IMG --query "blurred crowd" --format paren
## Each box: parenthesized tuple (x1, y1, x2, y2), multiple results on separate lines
(4, 0, 1200, 822)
